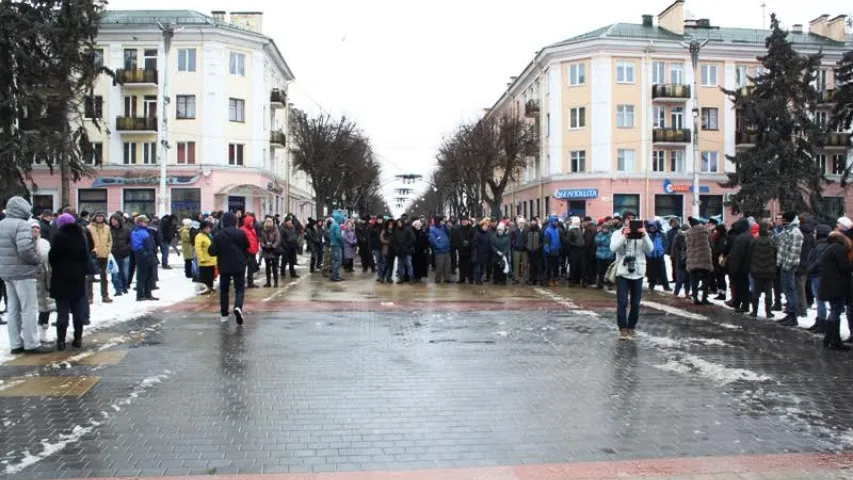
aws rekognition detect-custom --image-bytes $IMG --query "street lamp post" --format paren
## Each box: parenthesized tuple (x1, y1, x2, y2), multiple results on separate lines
(683, 39, 709, 218)
(156, 22, 179, 217)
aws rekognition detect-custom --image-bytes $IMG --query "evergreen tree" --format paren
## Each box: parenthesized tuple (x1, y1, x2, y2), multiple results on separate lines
(722, 14, 825, 217)
(832, 49, 853, 186)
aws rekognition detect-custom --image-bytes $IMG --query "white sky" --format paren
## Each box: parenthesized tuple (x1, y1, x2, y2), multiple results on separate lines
(108, 0, 851, 212)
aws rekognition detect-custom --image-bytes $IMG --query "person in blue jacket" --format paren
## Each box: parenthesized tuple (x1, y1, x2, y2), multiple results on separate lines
(594, 222, 615, 289)
(645, 220, 670, 291)
(429, 216, 452, 283)
(328, 212, 345, 282)
(130, 215, 158, 302)
(543, 215, 562, 286)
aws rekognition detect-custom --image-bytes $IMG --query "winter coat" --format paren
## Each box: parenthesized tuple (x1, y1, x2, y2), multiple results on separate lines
(429, 225, 451, 254)
(610, 230, 654, 280)
(777, 218, 804, 272)
(510, 227, 527, 251)
(356, 224, 370, 250)
(392, 226, 415, 256)
(562, 227, 585, 250)
(209, 213, 249, 275)
(0, 197, 41, 280)
(672, 231, 688, 268)
(491, 232, 511, 260)
(380, 229, 394, 257)
(818, 232, 853, 302)
(543, 216, 561, 257)
(260, 227, 281, 260)
(36, 237, 55, 313)
(726, 220, 753, 274)
(711, 227, 728, 274)
(369, 224, 383, 252)
(456, 225, 474, 258)
(685, 224, 713, 272)
(39, 217, 53, 242)
(48, 223, 89, 301)
(666, 227, 679, 257)
(241, 217, 259, 255)
(329, 219, 344, 249)
(749, 235, 777, 280)
(584, 226, 597, 257)
(279, 225, 299, 254)
(527, 228, 542, 253)
(179, 227, 194, 260)
(646, 223, 667, 259)
(808, 238, 830, 277)
(413, 227, 430, 255)
(472, 226, 492, 264)
(131, 224, 157, 267)
(305, 224, 321, 248)
(796, 224, 815, 275)
(595, 231, 615, 260)
(343, 229, 358, 260)
(195, 232, 216, 267)
(88, 220, 113, 259)
(110, 214, 132, 259)
(160, 215, 177, 243)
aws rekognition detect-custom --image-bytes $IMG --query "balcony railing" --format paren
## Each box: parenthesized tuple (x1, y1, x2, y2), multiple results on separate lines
(825, 132, 851, 148)
(735, 131, 758, 145)
(114, 69, 158, 86)
(524, 100, 540, 118)
(651, 84, 690, 100)
(270, 131, 286, 146)
(270, 89, 286, 106)
(818, 89, 835, 104)
(652, 128, 691, 143)
(116, 116, 157, 132)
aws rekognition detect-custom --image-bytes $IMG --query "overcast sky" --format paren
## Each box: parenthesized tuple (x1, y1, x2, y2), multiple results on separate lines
(108, 0, 851, 210)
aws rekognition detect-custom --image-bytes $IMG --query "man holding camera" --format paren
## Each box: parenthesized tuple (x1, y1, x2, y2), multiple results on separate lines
(610, 211, 654, 340)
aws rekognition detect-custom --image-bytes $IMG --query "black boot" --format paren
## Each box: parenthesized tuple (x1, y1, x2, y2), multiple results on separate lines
(825, 321, 851, 350)
(290, 269, 300, 279)
(749, 301, 759, 318)
(71, 330, 82, 349)
(56, 324, 67, 351)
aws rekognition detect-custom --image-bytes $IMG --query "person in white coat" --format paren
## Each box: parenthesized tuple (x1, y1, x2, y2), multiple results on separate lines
(610, 215, 654, 340)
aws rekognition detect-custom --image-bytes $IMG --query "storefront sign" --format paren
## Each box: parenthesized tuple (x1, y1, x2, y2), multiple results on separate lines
(266, 181, 284, 195)
(663, 179, 709, 194)
(554, 188, 598, 200)
(92, 175, 199, 188)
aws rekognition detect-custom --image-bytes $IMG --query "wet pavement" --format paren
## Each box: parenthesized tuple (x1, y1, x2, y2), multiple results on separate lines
(3, 271, 853, 479)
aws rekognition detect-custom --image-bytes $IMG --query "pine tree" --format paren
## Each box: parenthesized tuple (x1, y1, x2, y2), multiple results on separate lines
(723, 14, 825, 217)
(832, 49, 853, 186)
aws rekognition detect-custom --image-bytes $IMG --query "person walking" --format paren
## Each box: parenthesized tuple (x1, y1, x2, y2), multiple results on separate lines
(109, 213, 132, 296)
(776, 212, 804, 326)
(818, 230, 853, 350)
(194, 221, 217, 295)
(179, 219, 194, 279)
(131, 216, 159, 302)
(748, 221, 777, 319)
(510, 217, 528, 285)
(260, 218, 281, 288)
(685, 217, 713, 306)
(527, 219, 543, 286)
(241, 216, 260, 289)
(455, 218, 474, 284)
(543, 215, 562, 287)
(1, 197, 50, 354)
(610, 219, 654, 339)
(806, 225, 832, 333)
(48, 214, 91, 350)
(209, 212, 249, 324)
(87, 212, 113, 304)
(329, 213, 346, 282)
(594, 222, 615, 289)
(429, 216, 451, 283)
(31, 220, 55, 344)
(279, 218, 301, 279)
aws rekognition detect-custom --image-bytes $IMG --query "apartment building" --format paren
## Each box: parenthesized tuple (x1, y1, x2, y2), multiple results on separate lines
(28, 10, 315, 219)
(492, 0, 852, 222)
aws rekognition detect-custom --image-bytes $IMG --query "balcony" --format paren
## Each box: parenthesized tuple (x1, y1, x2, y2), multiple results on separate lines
(818, 89, 835, 104)
(735, 131, 758, 146)
(116, 116, 157, 133)
(114, 69, 158, 87)
(652, 128, 691, 144)
(524, 100, 540, 118)
(270, 89, 286, 108)
(824, 132, 851, 149)
(270, 130, 286, 147)
(651, 84, 690, 101)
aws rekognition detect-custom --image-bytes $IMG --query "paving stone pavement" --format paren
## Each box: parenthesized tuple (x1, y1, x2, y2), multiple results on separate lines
(3, 272, 853, 479)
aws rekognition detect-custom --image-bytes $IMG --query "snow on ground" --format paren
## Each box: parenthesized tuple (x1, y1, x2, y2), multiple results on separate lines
(0, 257, 196, 366)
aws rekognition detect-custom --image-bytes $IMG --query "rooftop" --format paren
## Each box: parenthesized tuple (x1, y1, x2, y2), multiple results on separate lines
(101, 10, 258, 36)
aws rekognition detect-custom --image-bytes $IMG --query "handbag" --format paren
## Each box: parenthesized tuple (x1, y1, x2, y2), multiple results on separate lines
(605, 261, 617, 284)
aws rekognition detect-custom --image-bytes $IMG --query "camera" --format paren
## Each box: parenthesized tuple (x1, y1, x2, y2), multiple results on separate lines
(623, 254, 637, 273)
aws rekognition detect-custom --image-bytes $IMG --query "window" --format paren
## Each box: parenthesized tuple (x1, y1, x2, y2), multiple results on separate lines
(142, 142, 157, 164)
(84, 96, 103, 119)
(652, 150, 666, 172)
(86, 142, 103, 165)
(671, 106, 684, 129)
(613, 194, 640, 216)
(815, 111, 828, 129)
(123, 49, 137, 70)
(701, 151, 719, 173)
(616, 62, 635, 83)
(570, 151, 585, 172)
(229, 98, 245, 122)
(569, 63, 585, 86)
(32, 195, 54, 214)
(124, 95, 138, 117)
(123, 142, 137, 165)
(652, 62, 665, 85)
(93, 49, 104, 69)
(536, 198, 541, 217)
(177, 48, 196, 72)
(699, 195, 724, 220)
(832, 154, 847, 175)
(545, 196, 550, 216)
(653, 106, 666, 128)
(171, 188, 201, 219)
(617, 149, 635, 171)
(701, 107, 719, 130)
(78, 189, 107, 215)
(176, 95, 196, 119)
(569, 107, 585, 129)
(143, 96, 157, 118)
(616, 105, 635, 128)
(670, 150, 685, 173)
(123, 189, 156, 216)
(229, 144, 244, 166)
(814, 69, 828, 92)
(655, 194, 684, 218)
(229, 52, 246, 76)
(143, 49, 157, 70)
(735, 66, 748, 88)
(670, 64, 684, 85)
(816, 153, 827, 174)
(177, 141, 196, 165)
(701, 64, 718, 86)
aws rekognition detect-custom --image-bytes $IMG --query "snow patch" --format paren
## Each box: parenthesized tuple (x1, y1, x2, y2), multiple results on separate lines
(0, 380, 24, 392)
(639, 300, 708, 320)
(656, 354, 772, 385)
(494, 331, 509, 337)
(720, 323, 741, 330)
(380, 302, 395, 307)
(639, 333, 731, 349)
(3, 424, 94, 474)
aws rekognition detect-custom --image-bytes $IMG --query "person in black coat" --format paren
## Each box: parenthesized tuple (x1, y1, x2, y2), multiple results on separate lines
(453, 219, 474, 284)
(796, 222, 815, 316)
(356, 219, 374, 273)
(471, 219, 492, 285)
(726, 219, 753, 313)
(412, 221, 430, 282)
(49, 214, 90, 350)
(392, 219, 414, 283)
(209, 212, 249, 324)
(109, 213, 132, 296)
(369, 218, 383, 278)
(710, 224, 728, 300)
(818, 231, 852, 350)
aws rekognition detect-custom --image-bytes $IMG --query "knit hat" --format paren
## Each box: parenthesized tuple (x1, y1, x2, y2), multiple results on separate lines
(688, 216, 700, 227)
(56, 213, 76, 228)
(782, 211, 797, 223)
(28, 219, 40, 229)
(837, 217, 853, 231)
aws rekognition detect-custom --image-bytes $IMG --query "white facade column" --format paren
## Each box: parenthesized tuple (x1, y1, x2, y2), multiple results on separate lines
(591, 55, 612, 173)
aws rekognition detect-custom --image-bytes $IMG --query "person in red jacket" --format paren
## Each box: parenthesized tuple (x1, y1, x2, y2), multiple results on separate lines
(241, 215, 260, 288)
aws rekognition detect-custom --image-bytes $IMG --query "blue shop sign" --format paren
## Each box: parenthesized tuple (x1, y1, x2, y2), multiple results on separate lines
(92, 175, 199, 188)
(554, 188, 598, 200)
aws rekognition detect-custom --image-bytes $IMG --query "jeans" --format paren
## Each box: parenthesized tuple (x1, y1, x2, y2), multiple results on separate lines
(781, 268, 797, 315)
(373, 249, 385, 279)
(383, 254, 396, 281)
(265, 257, 279, 285)
(219, 271, 245, 317)
(111, 256, 130, 294)
(56, 295, 87, 338)
(396, 254, 413, 280)
(796, 273, 808, 315)
(810, 276, 827, 322)
(161, 241, 170, 267)
(434, 252, 450, 282)
(616, 276, 643, 330)
(331, 247, 343, 280)
(5, 278, 39, 350)
(673, 266, 691, 296)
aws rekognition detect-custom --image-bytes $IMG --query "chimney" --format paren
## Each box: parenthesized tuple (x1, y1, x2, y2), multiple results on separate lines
(826, 15, 848, 42)
(809, 14, 829, 37)
(230, 11, 263, 34)
(658, 0, 685, 35)
(211, 10, 225, 22)
(791, 24, 803, 34)
(642, 14, 653, 27)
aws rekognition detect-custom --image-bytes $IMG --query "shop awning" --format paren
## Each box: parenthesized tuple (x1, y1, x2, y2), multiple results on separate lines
(215, 184, 271, 197)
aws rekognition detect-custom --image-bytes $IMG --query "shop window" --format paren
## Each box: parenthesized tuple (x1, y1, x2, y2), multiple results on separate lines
(171, 188, 201, 219)
(654, 194, 684, 219)
(32, 195, 54, 214)
(123, 188, 156, 216)
(78, 189, 107, 215)
(699, 195, 724, 220)
(613, 194, 640, 217)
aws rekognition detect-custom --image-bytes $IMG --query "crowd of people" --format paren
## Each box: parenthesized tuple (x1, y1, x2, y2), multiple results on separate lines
(2, 192, 852, 353)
